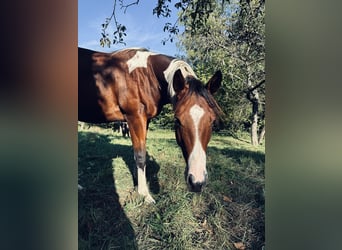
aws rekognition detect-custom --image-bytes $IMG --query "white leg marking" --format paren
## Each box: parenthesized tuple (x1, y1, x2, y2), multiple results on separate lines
(137, 167, 155, 203)
(188, 104, 207, 183)
(127, 51, 157, 73)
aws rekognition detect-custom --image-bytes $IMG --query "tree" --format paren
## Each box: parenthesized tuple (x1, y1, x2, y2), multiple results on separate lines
(229, 0, 265, 145)
(100, 0, 230, 47)
(177, 0, 265, 145)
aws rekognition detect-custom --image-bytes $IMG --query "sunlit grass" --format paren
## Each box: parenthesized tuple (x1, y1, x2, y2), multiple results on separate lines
(78, 125, 264, 249)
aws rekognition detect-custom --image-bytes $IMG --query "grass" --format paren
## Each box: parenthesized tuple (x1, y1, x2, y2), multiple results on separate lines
(78, 124, 265, 249)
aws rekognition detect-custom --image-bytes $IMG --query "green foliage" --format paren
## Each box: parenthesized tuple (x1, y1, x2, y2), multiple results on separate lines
(155, 0, 230, 45)
(101, 0, 230, 46)
(178, 0, 265, 136)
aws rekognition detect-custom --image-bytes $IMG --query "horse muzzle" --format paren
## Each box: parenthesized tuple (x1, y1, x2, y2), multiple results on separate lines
(187, 173, 207, 192)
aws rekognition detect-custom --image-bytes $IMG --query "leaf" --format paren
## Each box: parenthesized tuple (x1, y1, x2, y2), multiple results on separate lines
(233, 242, 246, 249)
(223, 195, 232, 202)
(174, 2, 182, 9)
(201, 218, 207, 227)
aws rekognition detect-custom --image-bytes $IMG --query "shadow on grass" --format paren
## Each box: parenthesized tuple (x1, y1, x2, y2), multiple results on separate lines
(78, 131, 160, 250)
(206, 146, 265, 249)
(208, 146, 264, 204)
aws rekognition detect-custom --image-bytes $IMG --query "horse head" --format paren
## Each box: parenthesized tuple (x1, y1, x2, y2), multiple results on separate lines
(172, 70, 222, 192)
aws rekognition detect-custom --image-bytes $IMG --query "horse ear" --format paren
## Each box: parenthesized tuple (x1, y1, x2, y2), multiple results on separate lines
(173, 69, 186, 93)
(206, 70, 222, 94)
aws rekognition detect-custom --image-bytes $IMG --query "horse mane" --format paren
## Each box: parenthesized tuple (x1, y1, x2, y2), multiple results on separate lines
(111, 47, 149, 55)
(185, 76, 223, 119)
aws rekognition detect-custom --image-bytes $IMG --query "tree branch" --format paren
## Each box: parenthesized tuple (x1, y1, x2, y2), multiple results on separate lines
(120, 0, 139, 13)
(100, 0, 128, 46)
(247, 57, 265, 67)
(247, 79, 265, 93)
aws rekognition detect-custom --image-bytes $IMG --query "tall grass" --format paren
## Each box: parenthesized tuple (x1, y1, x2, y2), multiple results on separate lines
(78, 125, 264, 249)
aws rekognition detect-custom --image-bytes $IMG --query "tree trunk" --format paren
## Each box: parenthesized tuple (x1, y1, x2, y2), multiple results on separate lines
(250, 97, 259, 146)
(258, 125, 265, 145)
(246, 65, 265, 146)
(246, 65, 259, 146)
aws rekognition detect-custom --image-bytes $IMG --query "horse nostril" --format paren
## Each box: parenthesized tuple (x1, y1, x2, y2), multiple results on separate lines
(187, 174, 205, 192)
(188, 174, 194, 185)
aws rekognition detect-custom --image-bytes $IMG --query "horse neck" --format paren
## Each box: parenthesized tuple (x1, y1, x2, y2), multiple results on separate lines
(153, 56, 197, 104)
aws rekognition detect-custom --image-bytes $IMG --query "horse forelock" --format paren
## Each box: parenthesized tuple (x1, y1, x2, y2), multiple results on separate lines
(185, 78, 223, 119)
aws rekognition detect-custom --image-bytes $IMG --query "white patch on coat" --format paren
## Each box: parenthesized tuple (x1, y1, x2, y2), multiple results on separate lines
(163, 59, 197, 98)
(187, 104, 207, 183)
(127, 50, 157, 73)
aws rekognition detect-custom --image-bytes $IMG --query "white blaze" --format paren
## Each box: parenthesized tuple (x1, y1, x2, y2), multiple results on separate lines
(188, 104, 207, 183)
(127, 50, 157, 73)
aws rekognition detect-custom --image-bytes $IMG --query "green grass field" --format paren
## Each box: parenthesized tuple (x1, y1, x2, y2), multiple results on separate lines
(78, 125, 264, 249)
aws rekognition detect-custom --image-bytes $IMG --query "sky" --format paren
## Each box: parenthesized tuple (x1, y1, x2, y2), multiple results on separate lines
(78, 0, 182, 56)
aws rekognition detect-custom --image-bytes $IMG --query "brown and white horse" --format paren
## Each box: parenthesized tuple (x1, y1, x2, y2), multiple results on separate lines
(78, 47, 222, 203)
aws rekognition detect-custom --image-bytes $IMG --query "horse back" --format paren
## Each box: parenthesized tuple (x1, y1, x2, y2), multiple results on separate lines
(78, 47, 170, 123)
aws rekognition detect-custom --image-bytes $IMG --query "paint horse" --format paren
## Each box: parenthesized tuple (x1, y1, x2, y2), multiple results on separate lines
(79, 47, 222, 203)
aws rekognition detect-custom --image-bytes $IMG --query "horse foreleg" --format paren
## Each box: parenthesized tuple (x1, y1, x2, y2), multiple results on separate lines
(126, 115, 155, 204)
(134, 149, 155, 203)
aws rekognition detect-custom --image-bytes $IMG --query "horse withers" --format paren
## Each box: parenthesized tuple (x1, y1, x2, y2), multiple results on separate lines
(78, 47, 222, 203)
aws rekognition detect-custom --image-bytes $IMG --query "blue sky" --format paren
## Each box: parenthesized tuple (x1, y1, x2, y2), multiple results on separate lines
(78, 0, 182, 56)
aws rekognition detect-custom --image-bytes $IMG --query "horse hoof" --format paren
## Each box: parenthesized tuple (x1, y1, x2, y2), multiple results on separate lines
(144, 194, 156, 204)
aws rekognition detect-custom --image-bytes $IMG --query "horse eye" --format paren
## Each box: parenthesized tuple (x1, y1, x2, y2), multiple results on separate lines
(212, 120, 219, 131)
